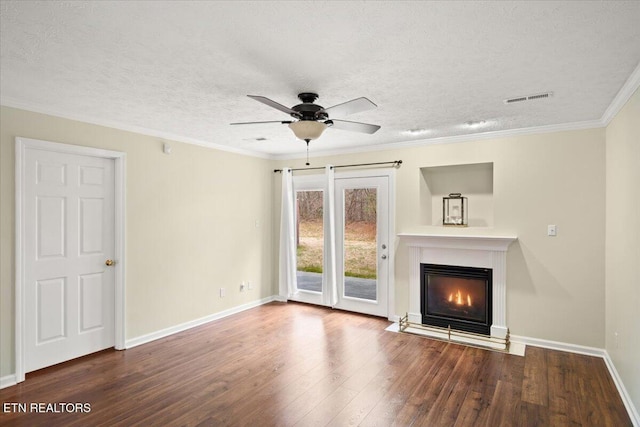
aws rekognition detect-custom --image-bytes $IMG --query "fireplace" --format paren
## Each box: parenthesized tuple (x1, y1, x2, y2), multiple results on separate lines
(399, 232, 516, 350)
(420, 264, 492, 335)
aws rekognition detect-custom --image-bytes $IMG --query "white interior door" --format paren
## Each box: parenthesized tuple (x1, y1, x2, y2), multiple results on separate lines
(333, 175, 390, 317)
(23, 147, 116, 372)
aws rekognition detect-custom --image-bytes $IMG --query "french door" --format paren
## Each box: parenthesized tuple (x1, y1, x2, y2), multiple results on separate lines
(292, 176, 326, 307)
(292, 170, 392, 318)
(333, 175, 389, 317)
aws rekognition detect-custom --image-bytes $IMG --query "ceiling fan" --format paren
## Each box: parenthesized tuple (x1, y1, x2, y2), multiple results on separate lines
(231, 92, 381, 143)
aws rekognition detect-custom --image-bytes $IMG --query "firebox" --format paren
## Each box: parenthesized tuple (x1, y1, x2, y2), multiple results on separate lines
(420, 264, 492, 335)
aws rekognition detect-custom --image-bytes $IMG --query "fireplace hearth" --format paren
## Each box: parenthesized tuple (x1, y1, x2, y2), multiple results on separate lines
(421, 264, 492, 335)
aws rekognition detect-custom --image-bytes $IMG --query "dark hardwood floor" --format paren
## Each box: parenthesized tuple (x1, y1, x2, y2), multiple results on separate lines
(0, 302, 631, 426)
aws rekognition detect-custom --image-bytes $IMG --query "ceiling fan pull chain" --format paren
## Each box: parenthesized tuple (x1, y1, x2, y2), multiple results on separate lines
(305, 140, 310, 166)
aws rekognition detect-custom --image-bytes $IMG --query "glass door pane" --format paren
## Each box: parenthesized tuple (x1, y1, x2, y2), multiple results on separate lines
(343, 188, 377, 301)
(296, 190, 323, 293)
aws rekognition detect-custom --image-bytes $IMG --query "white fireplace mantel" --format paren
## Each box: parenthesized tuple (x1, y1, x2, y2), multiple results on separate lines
(398, 232, 517, 252)
(399, 232, 517, 347)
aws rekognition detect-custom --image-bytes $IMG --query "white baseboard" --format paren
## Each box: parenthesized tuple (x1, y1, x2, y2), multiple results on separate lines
(511, 334, 639, 426)
(509, 334, 606, 357)
(1, 374, 17, 389)
(2, 296, 280, 389)
(603, 351, 640, 427)
(125, 296, 278, 349)
(4, 303, 637, 427)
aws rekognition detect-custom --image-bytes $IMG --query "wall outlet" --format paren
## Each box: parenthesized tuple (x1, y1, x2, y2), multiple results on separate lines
(219, 288, 225, 298)
(240, 282, 245, 292)
(547, 224, 557, 236)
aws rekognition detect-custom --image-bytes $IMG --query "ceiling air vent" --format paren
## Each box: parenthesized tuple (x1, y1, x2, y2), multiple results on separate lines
(504, 92, 553, 104)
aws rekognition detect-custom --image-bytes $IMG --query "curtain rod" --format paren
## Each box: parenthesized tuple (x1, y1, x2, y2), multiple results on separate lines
(273, 160, 402, 173)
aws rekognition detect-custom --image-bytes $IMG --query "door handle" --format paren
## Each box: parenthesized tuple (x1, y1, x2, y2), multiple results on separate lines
(105, 259, 115, 266)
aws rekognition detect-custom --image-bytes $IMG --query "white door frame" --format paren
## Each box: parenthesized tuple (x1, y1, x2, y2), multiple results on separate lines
(15, 137, 126, 383)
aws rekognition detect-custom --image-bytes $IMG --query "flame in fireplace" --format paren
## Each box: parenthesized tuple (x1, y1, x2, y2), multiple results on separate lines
(448, 290, 472, 307)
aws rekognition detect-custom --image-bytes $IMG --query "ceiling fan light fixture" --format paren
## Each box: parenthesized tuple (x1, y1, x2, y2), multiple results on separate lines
(288, 120, 327, 141)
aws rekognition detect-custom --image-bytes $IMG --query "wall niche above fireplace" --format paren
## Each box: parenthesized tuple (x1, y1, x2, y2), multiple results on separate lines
(420, 162, 493, 227)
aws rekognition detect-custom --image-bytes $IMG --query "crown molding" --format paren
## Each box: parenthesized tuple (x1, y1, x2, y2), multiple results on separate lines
(4, 58, 639, 162)
(0, 97, 271, 160)
(601, 60, 640, 125)
(272, 118, 605, 160)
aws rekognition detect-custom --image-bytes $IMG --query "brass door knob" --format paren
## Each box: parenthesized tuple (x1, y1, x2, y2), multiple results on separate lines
(105, 259, 115, 266)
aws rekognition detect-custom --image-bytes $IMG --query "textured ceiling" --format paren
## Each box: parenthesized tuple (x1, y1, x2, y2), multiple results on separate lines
(1, 1, 640, 158)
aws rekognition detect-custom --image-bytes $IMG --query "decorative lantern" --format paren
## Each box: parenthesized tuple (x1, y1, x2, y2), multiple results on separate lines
(443, 193, 468, 226)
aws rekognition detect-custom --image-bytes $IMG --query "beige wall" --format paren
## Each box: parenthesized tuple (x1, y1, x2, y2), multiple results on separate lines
(274, 127, 607, 348)
(605, 87, 640, 413)
(2, 102, 628, 391)
(0, 106, 275, 378)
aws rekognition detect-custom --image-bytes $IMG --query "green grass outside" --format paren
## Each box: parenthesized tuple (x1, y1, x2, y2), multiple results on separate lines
(296, 220, 377, 279)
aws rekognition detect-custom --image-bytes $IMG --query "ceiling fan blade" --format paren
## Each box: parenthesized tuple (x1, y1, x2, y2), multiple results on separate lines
(247, 95, 300, 117)
(230, 120, 292, 125)
(327, 119, 381, 134)
(319, 97, 377, 117)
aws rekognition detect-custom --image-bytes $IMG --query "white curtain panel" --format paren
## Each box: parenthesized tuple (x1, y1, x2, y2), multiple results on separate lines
(324, 165, 338, 306)
(278, 168, 297, 299)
